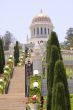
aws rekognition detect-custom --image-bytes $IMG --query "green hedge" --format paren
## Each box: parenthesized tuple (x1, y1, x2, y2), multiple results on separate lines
(29, 88, 41, 97)
(0, 81, 5, 94)
(29, 75, 41, 90)
(70, 94, 73, 110)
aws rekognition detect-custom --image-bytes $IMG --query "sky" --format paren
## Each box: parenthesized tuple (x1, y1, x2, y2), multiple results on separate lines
(0, 0, 73, 44)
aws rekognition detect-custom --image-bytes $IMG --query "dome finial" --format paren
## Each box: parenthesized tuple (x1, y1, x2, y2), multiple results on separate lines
(40, 9, 43, 13)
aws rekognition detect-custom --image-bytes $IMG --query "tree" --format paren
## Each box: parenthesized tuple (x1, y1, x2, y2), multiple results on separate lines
(64, 27, 73, 49)
(52, 60, 71, 110)
(47, 45, 60, 110)
(3, 31, 13, 50)
(0, 39, 4, 74)
(46, 31, 62, 64)
(47, 31, 62, 110)
(54, 82, 67, 110)
(14, 41, 19, 66)
(25, 47, 29, 58)
(0, 38, 5, 67)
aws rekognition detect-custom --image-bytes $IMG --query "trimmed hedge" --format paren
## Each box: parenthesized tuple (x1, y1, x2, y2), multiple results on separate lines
(0, 80, 5, 94)
(70, 94, 73, 110)
(29, 88, 41, 97)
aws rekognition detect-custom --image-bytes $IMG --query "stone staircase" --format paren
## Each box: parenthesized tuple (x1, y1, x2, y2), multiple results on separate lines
(8, 67, 25, 94)
(0, 94, 26, 110)
(0, 67, 26, 110)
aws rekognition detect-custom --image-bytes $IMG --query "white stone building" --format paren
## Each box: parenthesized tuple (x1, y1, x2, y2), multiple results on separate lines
(25, 10, 53, 75)
(26, 10, 53, 53)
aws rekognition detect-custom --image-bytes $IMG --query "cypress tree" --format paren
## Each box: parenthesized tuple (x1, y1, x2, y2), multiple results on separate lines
(52, 60, 71, 110)
(0, 38, 5, 66)
(47, 45, 60, 88)
(54, 82, 67, 110)
(14, 41, 19, 66)
(47, 45, 60, 110)
(0, 44, 3, 74)
(46, 31, 62, 64)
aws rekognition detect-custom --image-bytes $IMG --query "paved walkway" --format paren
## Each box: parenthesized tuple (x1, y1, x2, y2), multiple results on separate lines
(8, 67, 25, 94)
(0, 67, 27, 110)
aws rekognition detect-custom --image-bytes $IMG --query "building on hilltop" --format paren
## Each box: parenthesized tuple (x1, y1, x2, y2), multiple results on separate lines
(25, 10, 53, 54)
(27, 10, 53, 44)
(25, 10, 53, 76)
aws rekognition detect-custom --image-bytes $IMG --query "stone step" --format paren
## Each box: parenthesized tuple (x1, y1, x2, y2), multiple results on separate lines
(0, 94, 26, 110)
(0, 67, 26, 110)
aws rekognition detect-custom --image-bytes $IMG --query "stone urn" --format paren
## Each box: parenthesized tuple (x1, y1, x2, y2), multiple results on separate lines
(27, 103, 38, 110)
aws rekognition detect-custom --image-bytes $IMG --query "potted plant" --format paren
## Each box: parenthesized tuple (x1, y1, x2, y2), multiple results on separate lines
(27, 95, 39, 110)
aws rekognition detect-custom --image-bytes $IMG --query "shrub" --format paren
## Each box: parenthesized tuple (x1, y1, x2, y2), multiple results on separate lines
(14, 41, 19, 66)
(47, 45, 60, 110)
(29, 75, 41, 90)
(54, 82, 67, 110)
(29, 88, 41, 97)
(52, 60, 71, 110)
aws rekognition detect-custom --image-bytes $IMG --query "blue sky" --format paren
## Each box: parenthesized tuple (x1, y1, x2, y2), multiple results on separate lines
(0, 0, 73, 43)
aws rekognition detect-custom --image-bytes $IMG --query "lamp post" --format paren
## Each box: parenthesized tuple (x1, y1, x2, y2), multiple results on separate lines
(33, 70, 39, 76)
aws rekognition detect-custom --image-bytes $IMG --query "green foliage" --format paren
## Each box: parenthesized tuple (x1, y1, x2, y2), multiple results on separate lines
(29, 75, 41, 98)
(39, 94, 73, 110)
(29, 88, 41, 97)
(0, 80, 5, 94)
(70, 94, 73, 110)
(54, 82, 67, 110)
(52, 60, 71, 110)
(29, 75, 41, 90)
(18, 55, 25, 66)
(46, 31, 62, 64)
(47, 31, 62, 110)
(64, 28, 73, 49)
(47, 45, 60, 88)
(0, 38, 5, 66)
(0, 38, 5, 74)
(0, 47, 3, 74)
(3, 31, 13, 50)
(25, 47, 29, 58)
(3, 70, 10, 80)
(4, 65, 12, 78)
(47, 46, 60, 110)
(3, 75, 9, 87)
(14, 41, 19, 66)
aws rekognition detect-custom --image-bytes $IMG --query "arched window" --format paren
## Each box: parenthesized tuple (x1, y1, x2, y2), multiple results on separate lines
(44, 28, 46, 34)
(37, 27, 39, 35)
(41, 27, 43, 34)
(34, 28, 35, 35)
(48, 28, 49, 34)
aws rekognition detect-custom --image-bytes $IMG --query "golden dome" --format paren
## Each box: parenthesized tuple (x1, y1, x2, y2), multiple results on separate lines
(32, 10, 51, 24)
